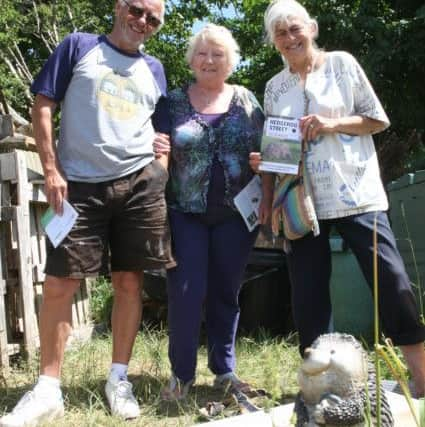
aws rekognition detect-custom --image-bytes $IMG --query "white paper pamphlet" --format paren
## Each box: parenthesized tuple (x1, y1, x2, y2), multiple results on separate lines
(259, 116, 302, 174)
(234, 175, 262, 232)
(40, 199, 78, 248)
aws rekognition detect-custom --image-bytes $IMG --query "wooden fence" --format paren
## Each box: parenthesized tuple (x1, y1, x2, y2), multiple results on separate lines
(0, 148, 91, 369)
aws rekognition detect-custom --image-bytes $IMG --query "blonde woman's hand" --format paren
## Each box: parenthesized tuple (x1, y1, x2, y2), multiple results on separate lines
(153, 132, 171, 158)
(249, 152, 262, 173)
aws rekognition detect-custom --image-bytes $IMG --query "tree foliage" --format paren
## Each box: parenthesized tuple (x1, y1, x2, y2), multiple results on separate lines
(0, 0, 424, 180)
(217, 0, 425, 181)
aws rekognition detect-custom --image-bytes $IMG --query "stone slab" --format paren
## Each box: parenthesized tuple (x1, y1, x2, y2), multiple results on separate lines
(195, 392, 421, 427)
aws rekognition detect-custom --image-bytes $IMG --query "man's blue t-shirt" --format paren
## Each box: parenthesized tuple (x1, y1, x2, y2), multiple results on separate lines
(31, 33, 169, 182)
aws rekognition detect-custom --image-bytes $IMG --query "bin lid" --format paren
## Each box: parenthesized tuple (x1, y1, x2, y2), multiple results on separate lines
(413, 170, 425, 184)
(387, 173, 414, 191)
(387, 170, 425, 191)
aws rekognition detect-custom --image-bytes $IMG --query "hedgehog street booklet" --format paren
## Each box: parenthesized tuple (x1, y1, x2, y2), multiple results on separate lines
(40, 199, 78, 248)
(259, 116, 302, 174)
(234, 175, 262, 232)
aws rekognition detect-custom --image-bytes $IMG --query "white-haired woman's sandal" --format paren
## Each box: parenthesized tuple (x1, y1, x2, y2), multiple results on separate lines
(161, 374, 194, 401)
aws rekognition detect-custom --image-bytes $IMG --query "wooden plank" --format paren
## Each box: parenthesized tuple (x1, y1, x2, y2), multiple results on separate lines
(0, 151, 43, 183)
(33, 265, 45, 284)
(14, 150, 39, 355)
(0, 220, 9, 367)
(7, 343, 21, 356)
(33, 283, 43, 320)
(32, 204, 46, 283)
(0, 152, 18, 181)
(0, 207, 14, 222)
(0, 291, 9, 368)
(0, 135, 37, 154)
(29, 184, 47, 204)
(0, 135, 36, 146)
(0, 115, 14, 139)
(14, 206, 38, 354)
(24, 151, 44, 181)
(71, 294, 79, 328)
(29, 203, 44, 284)
(0, 180, 11, 207)
(0, 222, 6, 295)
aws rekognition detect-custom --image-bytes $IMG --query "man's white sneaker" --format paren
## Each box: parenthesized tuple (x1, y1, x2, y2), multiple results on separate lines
(0, 389, 64, 427)
(105, 379, 140, 419)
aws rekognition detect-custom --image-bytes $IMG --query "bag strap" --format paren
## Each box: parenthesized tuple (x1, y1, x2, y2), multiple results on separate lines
(297, 89, 310, 178)
(276, 175, 303, 207)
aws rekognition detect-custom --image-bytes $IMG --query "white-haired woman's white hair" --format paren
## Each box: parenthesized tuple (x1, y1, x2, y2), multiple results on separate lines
(185, 24, 240, 75)
(264, 0, 318, 44)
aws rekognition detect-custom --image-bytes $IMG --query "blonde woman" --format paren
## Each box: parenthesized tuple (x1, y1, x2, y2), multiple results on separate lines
(157, 24, 267, 400)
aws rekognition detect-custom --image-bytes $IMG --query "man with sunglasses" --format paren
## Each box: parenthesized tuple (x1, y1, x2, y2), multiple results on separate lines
(0, 1, 172, 426)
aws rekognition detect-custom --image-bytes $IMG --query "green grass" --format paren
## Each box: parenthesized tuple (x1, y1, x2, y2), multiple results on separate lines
(0, 329, 301, 426)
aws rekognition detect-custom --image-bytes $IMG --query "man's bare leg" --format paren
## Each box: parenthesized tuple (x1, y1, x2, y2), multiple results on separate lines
(111, 271, 143, 364)
(105, 271, 143, 420)
(39, 275, 81, 377)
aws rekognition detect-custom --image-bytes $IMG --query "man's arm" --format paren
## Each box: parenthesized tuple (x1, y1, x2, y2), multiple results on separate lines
(32, 94, 67, 214)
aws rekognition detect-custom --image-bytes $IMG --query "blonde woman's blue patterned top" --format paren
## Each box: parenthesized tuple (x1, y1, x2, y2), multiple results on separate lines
(167, 85, 264, 213)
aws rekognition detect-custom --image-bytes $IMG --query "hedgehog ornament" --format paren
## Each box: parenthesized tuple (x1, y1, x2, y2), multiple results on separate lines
(294, 333, 394, 427)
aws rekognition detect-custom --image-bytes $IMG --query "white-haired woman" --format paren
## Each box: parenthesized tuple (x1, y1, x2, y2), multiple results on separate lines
(158, 24, 267, 400)
(250, 0, 425, 397)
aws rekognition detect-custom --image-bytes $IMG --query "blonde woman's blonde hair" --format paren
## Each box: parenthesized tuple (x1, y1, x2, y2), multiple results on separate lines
(185, 24, 240, 75)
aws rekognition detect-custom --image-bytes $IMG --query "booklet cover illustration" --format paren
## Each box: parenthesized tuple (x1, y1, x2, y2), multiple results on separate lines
(259, 116, 302, 175)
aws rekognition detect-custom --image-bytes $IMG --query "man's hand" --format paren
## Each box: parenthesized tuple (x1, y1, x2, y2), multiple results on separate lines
(44, 170, 68, 215)
(153, 132, 170, 158)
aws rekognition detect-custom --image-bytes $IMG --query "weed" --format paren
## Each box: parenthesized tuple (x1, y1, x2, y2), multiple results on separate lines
(89, 277, 113, 327)
(0, 329, 300, 426)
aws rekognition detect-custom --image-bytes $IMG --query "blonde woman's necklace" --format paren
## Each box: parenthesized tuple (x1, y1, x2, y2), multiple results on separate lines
(204, 92, 212, 106)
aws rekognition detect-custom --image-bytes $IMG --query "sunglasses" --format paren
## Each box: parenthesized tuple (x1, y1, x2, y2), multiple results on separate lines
(121, 0, 162, 28)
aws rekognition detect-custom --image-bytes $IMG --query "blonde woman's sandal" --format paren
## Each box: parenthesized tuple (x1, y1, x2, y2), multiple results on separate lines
(213, 372, 251, 394)
(161, 374, 194, 401)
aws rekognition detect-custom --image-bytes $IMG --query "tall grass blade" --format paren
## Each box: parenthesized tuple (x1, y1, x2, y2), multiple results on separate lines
(373, 213, 382, 427)
(400, 202, 424, 325)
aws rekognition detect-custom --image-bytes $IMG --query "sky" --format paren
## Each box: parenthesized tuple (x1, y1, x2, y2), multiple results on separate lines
(192, 4, 237, 34)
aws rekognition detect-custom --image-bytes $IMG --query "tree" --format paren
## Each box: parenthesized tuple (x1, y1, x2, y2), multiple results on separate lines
(216, 0, 425, 182)
(0, 0, 212, 119)
(0, 0, 424, 181)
